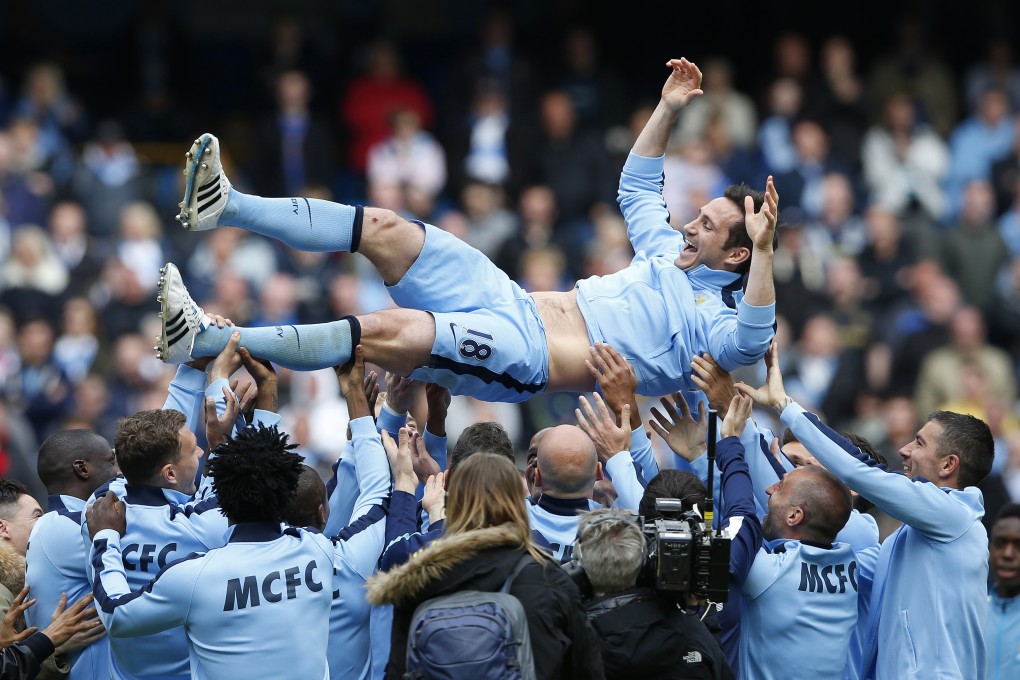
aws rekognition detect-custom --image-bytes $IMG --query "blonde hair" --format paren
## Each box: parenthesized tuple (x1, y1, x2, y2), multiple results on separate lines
(445, 453, 547, 563)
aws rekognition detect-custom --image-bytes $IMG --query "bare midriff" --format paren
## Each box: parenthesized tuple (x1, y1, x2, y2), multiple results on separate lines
(531, 290, 596, 392)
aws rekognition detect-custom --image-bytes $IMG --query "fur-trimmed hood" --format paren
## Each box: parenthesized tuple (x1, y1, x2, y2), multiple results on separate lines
(0, 544, 25, 598)
(367, 524, 525, 606)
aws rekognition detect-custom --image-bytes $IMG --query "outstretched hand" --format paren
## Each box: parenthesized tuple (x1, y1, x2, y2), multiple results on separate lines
(576, 393, 632, 464)
(735, 341, 791, 414)
(0, 586, 38, 648)
(381, 428, 419, 494)
(649, 392, 708, 462)
(661, 57, 704, 111)
(691, 354, 738, 419)
(745, 176, 780, 252)
(720, 394, 753, 439)
(585, 343, 640, 429)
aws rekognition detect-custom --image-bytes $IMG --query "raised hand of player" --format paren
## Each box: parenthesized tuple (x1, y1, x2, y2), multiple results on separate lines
(691, 354, 738, 419)
(381, 428, 419, 494)
(735, 341, 792, 415)
(424, 383, 451, 437)
(720, 394, 753, 439)
(409, 431, 442, 486)
(422, 472, 446, 523)
(576, 393, 632, 464)
(661, 57, 704, 111)
(363, 370, 380, 418)
(208, 330, 242, 383)
(0, 586, 38, 648)
(585, 343, 641, 429)
(649, 393, 708, 462)
(336, 346, 371, 420)
(239, 348, 278, 412)
(744, 175, 779, 253)
(384, 373, 417, 415)
(205, 385, 239, 450)
(86, 491, 126, 540)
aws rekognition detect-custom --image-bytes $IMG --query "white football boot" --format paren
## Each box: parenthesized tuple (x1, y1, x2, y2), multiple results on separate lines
(155, 262, 209, 364)
(176, 133, 231, 231)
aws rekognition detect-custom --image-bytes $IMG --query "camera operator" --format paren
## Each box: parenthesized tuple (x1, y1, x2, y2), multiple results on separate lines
(575, 508, 732, 680)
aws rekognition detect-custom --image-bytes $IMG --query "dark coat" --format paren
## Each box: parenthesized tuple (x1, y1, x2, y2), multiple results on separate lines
(367, 524, 604, 680)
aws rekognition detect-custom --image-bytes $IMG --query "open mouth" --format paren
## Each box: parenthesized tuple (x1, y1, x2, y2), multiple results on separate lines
(682, 240, 697, 254)
(997, 566, 1019, 581)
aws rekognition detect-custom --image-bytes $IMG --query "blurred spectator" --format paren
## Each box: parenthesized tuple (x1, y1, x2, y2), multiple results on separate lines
(278, 368, 349, 471)
(523, 90, 613, 230)
(67, 374, 115, 441)
(250, 69, 334, 197)
(758, 78, 804, 175)
(800, 172, 867, 260)
(772, 32, 814, 88)
(583, 211, 632, 279)
(887, 266, 961, 392)
(914, 306, 1016, 421)
(556, 27, 626, 129)
(857, 207, 917, 319)
(115, 201, 164, 293)
(990, 256, 1020, 353)
(459, 181, 517, 259)
(0, 130, 51, 228)
(0, 309, 19, 386)
(366, 107, 446, 202)
(998, 175, 1020, 257)
(250, 272, 299, 327)
(71, 120, 144, 241)
(773, 210, 829, 337)
(704, 114, 766, 187)
(47, 200, 107, 292)
(947, 87, 1015, 218)
(202, 270, 254, 327)
(0, 224, 68, 323)
(873, 395, 919, 471)
(991, 114, 1020, 216)
(783, 313, 863, 424)
(965, 37, 1020, 112)
(185, 226, 278, 302)
(448, 78, 512, 193)
(773, 120, 853, 219)
(103, 332, 168, 424)
(340, 39, 433, 176)
(0, 400, 42, 501)
(3, 318, 72, 442)
(518, 246, 570, 293)
(92, 259, 154, 339)
(676, 57, 756, 150)
(867, 17, 958, 136)
(12, 62, 88, 148)
(662, 137, 724, 228)
(1, 224, 68, 295)
(812, 36, 869, 172)
(939, 180, 1010, 315)
(53, 297, 102, 384)
(862, 92, 950, 219)
(496, 185, 559, 281)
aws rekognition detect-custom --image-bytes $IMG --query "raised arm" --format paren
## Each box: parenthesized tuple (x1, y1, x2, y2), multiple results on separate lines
(621, 58, 703, 258)
(737, 342, 978, 541)
(715, 396, 763, 588)
(336, 347, 390, 524)
(740, 177, 778, 309)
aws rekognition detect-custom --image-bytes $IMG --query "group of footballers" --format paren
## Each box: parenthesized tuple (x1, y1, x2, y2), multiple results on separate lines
(10, 56, 998, 680)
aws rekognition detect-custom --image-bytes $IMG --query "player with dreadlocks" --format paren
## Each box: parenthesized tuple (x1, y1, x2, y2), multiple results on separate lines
(86, 420, 416, 680)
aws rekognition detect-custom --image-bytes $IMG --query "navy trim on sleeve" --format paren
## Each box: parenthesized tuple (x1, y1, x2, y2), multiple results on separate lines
(336, 497, 389, 541)
(91, 538, 203, 615)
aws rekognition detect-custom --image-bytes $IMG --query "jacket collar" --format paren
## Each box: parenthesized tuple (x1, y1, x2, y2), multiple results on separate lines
(228, 522, 285, 543)
(533, 494, 591, 517)
(684, 264, 744, 291)
(123, 484, 191, 506)
(47, 494, 85, 513)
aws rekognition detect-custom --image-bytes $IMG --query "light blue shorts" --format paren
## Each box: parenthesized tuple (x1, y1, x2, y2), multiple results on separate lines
(387, 223, 549, 402)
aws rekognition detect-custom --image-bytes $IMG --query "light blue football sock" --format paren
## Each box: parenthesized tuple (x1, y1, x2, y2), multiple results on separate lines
(191, 317, 360, 371)
(222, 189, 362, 252)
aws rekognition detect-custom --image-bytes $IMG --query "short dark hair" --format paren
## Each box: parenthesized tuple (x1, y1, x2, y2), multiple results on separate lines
(721, 184, 774, 275)
(114, 409, 187, 483)
(285, 465, 327, 529)
(640, 470, 707, 519)
(37, 429, 110, 489)
(450, 422, 514, 473)
(790, 466, 853, 544)
(995, 503, 1020, 525)
(209, 425, 303, 524)
(928, 411, 994, 488)
(0, 480, 30, 519)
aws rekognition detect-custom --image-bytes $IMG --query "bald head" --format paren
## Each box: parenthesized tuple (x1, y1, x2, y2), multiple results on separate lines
(535, 425, 599, 498)
(37, 429, 119, 499)
(763, 466, 852, 544)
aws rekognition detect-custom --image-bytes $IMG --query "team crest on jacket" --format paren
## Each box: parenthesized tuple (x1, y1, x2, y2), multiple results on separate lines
(694, 294, 708, 306)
